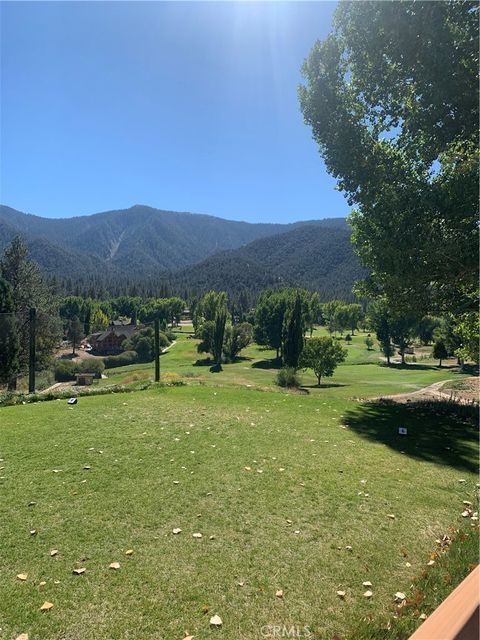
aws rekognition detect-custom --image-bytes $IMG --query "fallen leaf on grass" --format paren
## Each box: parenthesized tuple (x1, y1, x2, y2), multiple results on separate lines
(394, 592, 406, 602)
(73, 568, 86, 575)
(30, 529, 37, 536)
(16, 573, 28, 581)
(39, 581, 46, 586)
(363, 591, 373, 598)
(16, 634, 29, 640)
(209, 614, 222, 627)
(237, 581, 245, 587)
(192, 533, 202, 539)
(109, 562, 120, 570)
(125, 549, 134, 556)
(172, 528, 182, 535)
(427, 560, 435, 566)
(50, 549, 58, 557)
(336, 591, 346, 598)
(275, 590, 283, 598)
(387, 514, 396, 519)
(40, 601, 54, 611)
(362, 581, 372, 587)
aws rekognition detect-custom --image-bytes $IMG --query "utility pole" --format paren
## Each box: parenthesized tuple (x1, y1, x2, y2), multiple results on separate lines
(28, 307, 36, 393)
(154, 318, 160, 382)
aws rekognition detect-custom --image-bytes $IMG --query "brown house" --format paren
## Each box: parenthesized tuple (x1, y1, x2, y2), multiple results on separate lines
(90, 322, 140, 355)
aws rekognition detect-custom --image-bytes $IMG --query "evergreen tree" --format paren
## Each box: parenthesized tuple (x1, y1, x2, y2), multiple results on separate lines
(0, 277, 20, 389)
(212, 310, 227, 369)
(282, 294, 304, 369)
(67, 316, 84, 355)
(1, 237, 62, 383)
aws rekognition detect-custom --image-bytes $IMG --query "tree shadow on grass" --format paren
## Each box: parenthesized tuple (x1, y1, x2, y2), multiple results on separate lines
(301, 383, 348, 389)
(381, 362, 443, 372)
(342, 400, 479, 474)
(193, 358, 213, 367)
(251, 358, 282, 370)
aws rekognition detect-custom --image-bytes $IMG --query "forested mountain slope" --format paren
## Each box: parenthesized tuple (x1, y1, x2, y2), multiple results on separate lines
(0, 204, 361, 299)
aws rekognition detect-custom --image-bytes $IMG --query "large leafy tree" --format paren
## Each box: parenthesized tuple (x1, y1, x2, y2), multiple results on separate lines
(299, 336, 347, 386)
(366, 299, 394, 364)
(390, 313, 418, 365)
(223, 322, 253, 362)
(299, 1, 479, 315)
(254, 290, 290, 359)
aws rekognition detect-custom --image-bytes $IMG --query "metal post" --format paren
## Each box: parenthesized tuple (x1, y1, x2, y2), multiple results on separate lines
(154, 318, 160, 382)
(28, 307, 36, 393)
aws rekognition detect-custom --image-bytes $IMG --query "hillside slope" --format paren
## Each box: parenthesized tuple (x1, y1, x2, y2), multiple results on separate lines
(0, 204, 346, 272)
(0, 204, 360, 299)
(175, 224, 364, 300)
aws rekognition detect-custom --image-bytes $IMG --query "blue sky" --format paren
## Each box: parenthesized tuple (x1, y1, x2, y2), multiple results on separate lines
(0, 1, 348, 223)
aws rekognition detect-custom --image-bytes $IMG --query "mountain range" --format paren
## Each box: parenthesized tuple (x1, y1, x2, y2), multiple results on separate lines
(0, 204, 364, 300)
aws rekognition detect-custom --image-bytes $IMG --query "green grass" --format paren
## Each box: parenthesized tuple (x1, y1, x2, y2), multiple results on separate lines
(354, 517, 479, 639)
(0, 330, 478, 639)
(100, 327, 469, 398)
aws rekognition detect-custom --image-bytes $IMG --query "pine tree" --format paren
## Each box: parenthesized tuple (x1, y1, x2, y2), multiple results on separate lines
(1, 237, 62, 382)
(0, 277, 20, 389)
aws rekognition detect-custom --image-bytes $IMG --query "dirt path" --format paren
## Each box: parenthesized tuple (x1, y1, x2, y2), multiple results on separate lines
(376, 377, 478, 405)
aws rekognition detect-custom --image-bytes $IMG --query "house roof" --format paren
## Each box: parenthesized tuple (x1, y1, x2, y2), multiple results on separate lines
(94, 324, 139, 342)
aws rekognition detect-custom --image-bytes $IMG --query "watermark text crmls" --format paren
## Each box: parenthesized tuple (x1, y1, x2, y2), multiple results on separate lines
(260, 624, 312, 638)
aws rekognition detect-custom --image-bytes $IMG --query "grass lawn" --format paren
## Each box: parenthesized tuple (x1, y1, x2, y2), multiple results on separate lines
(99, 327, 468, 398)
(1, 330, 478, 639)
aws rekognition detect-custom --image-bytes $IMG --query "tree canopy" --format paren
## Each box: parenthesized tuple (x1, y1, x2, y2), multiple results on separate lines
(299, 336, 347, 386)
(299, 0, 479, 315)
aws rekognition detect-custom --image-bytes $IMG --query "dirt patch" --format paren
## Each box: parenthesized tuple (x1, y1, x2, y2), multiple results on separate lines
(440, 377, 479, 402)
(374, 377, 478, 405)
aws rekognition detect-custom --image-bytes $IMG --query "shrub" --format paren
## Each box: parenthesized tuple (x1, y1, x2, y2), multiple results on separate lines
(103, 350, 138, 369)
(275, 367, 301, 388)
(345, 334, 352, 343)
(54, 360, 78, 382)
(78, 359, 105, 378)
